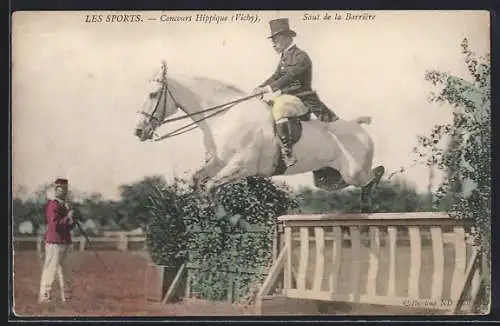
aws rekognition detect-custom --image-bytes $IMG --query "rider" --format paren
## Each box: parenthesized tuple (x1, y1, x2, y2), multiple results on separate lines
(253, 18, 339, 168)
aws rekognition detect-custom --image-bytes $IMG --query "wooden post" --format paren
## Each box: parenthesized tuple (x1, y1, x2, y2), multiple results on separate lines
(146, 263, 184, 302)
(450, 249, 481, 314)
(272, 224, 278, 262)
(37, 236, 44, 266)
(118, 234, 128, 251)
(36, 236, 43, 254)
(162, 264, 186, 304)
(79, 237, 87, 252)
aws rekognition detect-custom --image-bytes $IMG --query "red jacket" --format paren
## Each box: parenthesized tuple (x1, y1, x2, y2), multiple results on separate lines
(44, 199, 75, 245)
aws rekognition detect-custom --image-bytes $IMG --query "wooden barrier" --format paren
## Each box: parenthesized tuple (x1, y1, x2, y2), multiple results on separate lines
(256, 212, 486, 315)
(13, 234, 147, 252)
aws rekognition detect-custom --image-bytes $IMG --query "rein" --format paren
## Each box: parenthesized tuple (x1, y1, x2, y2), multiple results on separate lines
(154, 89, 316, 128)
(140, 65, 317, 142)
(153, 100, 241, 141)
(149, 91, 267, 142)
(159, 91, 266, 127)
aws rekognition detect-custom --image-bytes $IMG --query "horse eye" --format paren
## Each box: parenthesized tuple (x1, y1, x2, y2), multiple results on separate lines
(149, 92, 158, 99)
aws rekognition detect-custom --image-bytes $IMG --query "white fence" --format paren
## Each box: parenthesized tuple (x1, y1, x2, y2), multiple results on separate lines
(14, 233, 147, 252)
(257, 212, 485, 315)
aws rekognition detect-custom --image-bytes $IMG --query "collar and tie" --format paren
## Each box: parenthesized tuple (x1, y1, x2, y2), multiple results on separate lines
(281, 42, 296, 59)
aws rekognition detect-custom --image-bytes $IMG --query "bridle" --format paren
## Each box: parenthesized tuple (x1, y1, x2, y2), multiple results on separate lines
(139, 62, 265, 142)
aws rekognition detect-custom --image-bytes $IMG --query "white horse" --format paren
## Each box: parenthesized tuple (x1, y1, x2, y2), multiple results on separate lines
(135, 65, 385, 210)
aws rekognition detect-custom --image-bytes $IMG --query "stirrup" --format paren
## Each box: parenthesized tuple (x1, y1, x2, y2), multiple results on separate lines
(283, 152, 297, 167)
(285, 158, 297, 168)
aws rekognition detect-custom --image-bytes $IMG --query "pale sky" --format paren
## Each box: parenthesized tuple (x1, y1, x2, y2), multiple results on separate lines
(11, 10, 490, 200)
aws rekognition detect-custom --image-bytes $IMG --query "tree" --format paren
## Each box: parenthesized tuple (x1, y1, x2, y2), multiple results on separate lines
(293, 179, 431, 214)
(415, 38, 490, 310)
(12, 198, 29, 235)
(117, 175, 168, 230)
(72, 192, 121, 232)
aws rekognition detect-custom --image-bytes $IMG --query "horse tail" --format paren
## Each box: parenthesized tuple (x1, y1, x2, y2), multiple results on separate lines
(353, 116, 372, 125)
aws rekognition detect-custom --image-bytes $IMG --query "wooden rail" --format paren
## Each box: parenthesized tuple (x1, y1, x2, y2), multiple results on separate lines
(13, 234, 147, 252)
(257, 212, 485, 315)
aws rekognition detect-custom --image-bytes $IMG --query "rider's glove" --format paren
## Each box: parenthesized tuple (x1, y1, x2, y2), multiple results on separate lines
(251, 86, 271, 99)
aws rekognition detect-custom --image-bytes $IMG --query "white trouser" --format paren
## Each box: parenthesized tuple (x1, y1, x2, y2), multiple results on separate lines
(38, 243, 73, 300)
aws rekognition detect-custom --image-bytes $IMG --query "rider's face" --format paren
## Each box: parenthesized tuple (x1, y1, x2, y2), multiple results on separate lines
(271, 34, 292, 53)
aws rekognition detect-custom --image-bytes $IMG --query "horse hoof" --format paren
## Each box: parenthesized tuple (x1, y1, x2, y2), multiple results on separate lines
(373, 166, 385, 182)
(205, 186, 218, 203)
(194, 176, 210, 192)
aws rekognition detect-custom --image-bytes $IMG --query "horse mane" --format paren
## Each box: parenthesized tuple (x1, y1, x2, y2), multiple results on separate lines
(167, 74, 247, 107)
(190, 76, 246, 95)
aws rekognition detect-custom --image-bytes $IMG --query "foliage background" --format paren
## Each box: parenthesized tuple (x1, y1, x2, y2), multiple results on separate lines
(12, 174, 443, 236)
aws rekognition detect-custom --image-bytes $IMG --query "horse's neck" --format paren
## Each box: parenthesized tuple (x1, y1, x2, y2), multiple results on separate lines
(168, 77, 247, 155)
(169, 77, 245, 131)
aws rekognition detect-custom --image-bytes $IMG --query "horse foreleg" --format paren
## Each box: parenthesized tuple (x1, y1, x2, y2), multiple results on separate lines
(192, 156, 224, 190)
(360, 186, 372, 213)
(204, 159, 246, 202)
(359, 165, 385, 213)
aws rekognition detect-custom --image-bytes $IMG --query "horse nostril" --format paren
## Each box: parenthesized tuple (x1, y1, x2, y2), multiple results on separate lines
(135, 129, 142, 137)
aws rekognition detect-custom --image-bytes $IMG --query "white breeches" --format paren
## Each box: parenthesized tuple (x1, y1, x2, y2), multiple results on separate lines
(38, 243, 73, 300)
(271, 94, 309, 122)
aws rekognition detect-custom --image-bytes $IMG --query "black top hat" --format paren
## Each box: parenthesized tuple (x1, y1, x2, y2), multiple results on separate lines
(267, 18, 297, 38)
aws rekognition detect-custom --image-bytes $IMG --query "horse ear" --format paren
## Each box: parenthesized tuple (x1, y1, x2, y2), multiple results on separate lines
(161, 61, 168, 79)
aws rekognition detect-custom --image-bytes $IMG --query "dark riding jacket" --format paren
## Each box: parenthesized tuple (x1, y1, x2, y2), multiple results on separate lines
(259, 45, 338, 122)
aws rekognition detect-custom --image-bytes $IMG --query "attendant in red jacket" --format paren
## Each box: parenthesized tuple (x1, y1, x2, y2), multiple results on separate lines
(38, 178, 75, 303)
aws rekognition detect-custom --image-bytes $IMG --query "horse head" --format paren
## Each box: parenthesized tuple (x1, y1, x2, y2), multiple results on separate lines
(135, 62, 181, 142)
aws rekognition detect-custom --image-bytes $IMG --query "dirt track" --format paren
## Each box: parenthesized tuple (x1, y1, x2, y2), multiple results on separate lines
(13, 250, 450, 317)
(13, 251, 251, 317)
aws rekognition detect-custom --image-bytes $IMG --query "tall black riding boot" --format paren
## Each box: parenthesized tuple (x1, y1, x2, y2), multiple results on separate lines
(276, 120, 297, 168)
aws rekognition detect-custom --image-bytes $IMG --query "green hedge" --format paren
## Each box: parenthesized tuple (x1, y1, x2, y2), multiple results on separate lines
(146, 177, 298, 302)
(145, 181, 188, 268)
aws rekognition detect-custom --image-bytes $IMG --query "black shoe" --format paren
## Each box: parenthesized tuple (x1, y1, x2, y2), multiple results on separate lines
(38, 293, 52, 303)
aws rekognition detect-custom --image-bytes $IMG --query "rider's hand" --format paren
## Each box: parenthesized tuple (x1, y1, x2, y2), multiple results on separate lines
(251, 86, 271, 99)
(63, 211, 74, 225)
(251, 87, 263, 98)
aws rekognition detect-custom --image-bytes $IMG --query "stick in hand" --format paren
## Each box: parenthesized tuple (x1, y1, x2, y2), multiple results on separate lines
(74, 219, 111, 272)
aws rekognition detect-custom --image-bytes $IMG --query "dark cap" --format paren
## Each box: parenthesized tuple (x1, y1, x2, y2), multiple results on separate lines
(54, 178, 68, 186)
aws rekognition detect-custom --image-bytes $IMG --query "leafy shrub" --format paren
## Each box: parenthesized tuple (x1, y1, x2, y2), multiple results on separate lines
(145, 181, 188, 267)
(145, 176, 298, 302)
(182, 176, 298, 302)
(414, 38, 490, 312)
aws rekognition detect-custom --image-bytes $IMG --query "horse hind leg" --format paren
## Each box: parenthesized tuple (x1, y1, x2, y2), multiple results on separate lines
(313, 167, 349, 191)
(360, 165, 385, 212)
